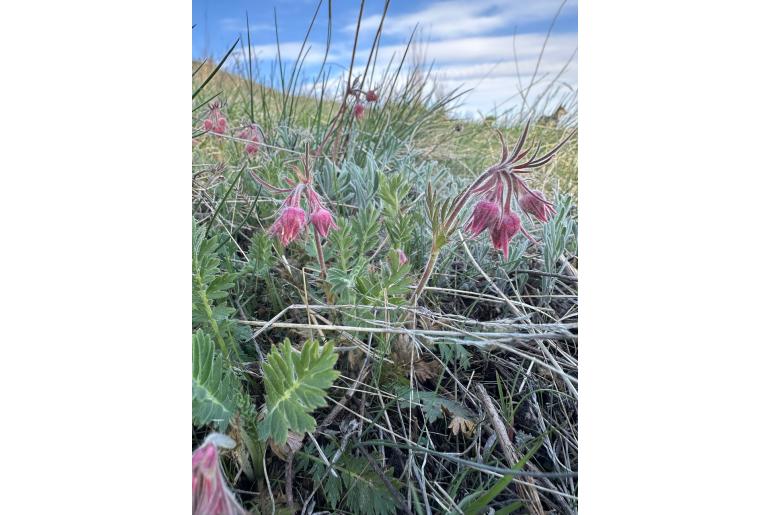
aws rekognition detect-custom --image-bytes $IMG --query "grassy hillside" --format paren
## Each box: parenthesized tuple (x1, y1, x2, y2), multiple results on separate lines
(192, 21, 578, 514)
(193, 60, 577, 195)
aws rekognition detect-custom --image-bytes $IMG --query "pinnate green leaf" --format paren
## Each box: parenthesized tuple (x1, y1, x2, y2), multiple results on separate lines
(258, 339, 339, 445)
(192, 330, 240, 431)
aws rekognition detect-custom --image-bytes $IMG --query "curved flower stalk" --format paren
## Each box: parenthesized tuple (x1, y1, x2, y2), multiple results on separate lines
(192, 434, 248, 515)
(412, 121, 574, 304)
(203, 101, 228, 135)
(250, 146, 338, 277)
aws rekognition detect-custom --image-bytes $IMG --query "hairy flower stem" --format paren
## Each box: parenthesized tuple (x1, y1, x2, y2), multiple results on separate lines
(313, 228, 327, 279)
(313, 228, 336, 303)
(409, 177, 485, 308)
(411, 245, 440, 306)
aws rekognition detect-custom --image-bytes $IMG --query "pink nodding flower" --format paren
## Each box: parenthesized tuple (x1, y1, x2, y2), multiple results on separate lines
(204, 104, 228, 135)
(490, 211, 522, 260)
(237, 124, 262, 156)
(353, 102, 365, 120)
(466, 200, 501, 237)
(365, 90, 379, 102)
(396, 248, 408, 265)
(518, 189, 556, 222)
(310, 207, 338, 238)
(269, 206, 307, 246)
(192, 435, 247, 515)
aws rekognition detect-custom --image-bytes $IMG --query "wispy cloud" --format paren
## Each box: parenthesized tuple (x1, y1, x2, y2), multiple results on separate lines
(348, 0, 576, 39)
(221, 1, 576, 117)
(372, 32, 577, 117)
(377, 33, 576, 67)
(232, 42, 344, 67)
(219, 17, 273, 34)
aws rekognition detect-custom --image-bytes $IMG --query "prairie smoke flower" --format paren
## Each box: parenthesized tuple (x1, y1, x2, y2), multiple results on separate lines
(269, 206, 306, 246)
(306, 188, 338, 238)
(192, 434, 247, 515)
(412, 121, 573, 304)
(518, 189, 556, 222)
(353, 102, 365, 120)
(203, 103, 228, 135)
(365, 89, 379, 102)
(237, 124, 263, 156)
(310, 207, 337, 238)
(466, 200, 501, 237)
(489, 211, 522, 260)
(252, 161, 341, 275)
(396, 248, 408, 265)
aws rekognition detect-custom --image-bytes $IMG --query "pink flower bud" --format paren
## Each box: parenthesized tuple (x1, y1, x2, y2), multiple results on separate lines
(489, 211, 522, 260)
(310, 207, 338, 238)
(518, 190, 556, 222)
(466, 200, 501, 237)
(192, 436, 247, 515)
(269, 206, 307, 246)
(396, 248, 408, 265)
(238, 124, 263, 156)
(353, 102, 365, 120)
(365, 89, 379, 102)
(204, 104, 228, 135)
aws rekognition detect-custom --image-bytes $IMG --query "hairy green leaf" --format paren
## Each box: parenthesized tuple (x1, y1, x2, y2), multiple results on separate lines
(258, 339, 340, 445)
(310, 446, 399, 515)
(192, 330, 240, 431)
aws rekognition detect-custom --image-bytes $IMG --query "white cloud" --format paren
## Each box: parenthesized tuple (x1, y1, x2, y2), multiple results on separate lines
(371, 32, 577, 117)
(348, 0, 576, 39)
(224, 27, 577, 118)
(376, 33, 577, 67)
(219, 17, 273, 34)
(232, 42, 344, 67)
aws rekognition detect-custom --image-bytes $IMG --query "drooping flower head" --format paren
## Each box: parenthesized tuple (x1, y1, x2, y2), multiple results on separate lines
(353, 102, 365, 120)
(466, 200, 501, 237)
(489, 210, 522, 260)
(465, 174, 505, 237)
(203, 101, 228, 135)
(269, 205, 307, 246)
(310, 207, 337, 238)
(259, 169, 339, 247)
(192, 434, 247, 515)
(307, 188, 338, 238)
(365, 89, 379, 102)
(518, 188, 557, 222)
(237, 123, 264, 156)
(456, 123, 572, 257)
(268, 187, 307, 246)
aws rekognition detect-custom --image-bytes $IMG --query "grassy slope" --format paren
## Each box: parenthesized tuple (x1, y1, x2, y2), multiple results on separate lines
(193, 60, 577, 196)
(193, 56, 578, 515)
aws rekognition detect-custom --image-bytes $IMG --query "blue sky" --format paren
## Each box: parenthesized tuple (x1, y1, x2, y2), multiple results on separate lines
(192, 0, 577, 117)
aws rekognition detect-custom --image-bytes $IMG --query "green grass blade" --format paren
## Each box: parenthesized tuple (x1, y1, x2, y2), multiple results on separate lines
(205, 164, 246, 237)
(192, 37, 240, 99)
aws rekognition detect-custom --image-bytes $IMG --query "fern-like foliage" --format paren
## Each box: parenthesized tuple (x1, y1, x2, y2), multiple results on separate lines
(541, 192, 576, 297)
(258, 339, 340, 445)
(192, 220, 237, 355)
(394, 385, 474, 423)
(192, 330, 240, 431)
(310, 446, 399, 515)
(355, 249, 412, 302)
